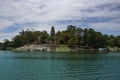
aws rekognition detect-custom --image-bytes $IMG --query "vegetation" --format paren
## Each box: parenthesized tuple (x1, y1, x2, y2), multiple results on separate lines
(0, 25, 120, 50)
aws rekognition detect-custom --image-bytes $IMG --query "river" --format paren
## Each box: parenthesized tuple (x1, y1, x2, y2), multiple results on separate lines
(0, 51, 120, 80)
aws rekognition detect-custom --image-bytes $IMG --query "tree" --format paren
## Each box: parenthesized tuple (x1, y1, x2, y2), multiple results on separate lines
(67, 38, 77, 47)
(67, 25, 76, 31)
(1, 39, 13, 50)
(1, 25, 119, 50)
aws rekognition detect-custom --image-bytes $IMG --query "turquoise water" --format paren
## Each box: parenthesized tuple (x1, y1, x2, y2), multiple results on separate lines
(0, 51, 120, 80)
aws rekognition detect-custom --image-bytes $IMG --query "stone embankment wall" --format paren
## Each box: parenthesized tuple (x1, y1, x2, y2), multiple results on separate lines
(16, 44, 50, 51)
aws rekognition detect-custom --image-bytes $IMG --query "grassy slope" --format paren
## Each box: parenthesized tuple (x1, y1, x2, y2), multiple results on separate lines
(56, 45, 71, 51)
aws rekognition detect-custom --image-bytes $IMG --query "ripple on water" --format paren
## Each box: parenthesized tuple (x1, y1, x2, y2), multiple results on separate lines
(0, 51, 120, 80)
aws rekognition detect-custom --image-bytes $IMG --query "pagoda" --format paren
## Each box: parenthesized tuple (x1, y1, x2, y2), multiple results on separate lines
(50, 26, 56, 51)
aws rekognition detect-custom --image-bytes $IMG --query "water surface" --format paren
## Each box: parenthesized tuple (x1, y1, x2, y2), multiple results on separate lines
(0, 51, 120, 80)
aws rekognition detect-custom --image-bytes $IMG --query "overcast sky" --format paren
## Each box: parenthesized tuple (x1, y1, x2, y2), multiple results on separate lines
(0, 0, 120, 42)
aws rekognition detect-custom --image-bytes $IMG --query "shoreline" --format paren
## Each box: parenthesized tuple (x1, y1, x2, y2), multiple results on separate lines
(13, 44, 120, 52)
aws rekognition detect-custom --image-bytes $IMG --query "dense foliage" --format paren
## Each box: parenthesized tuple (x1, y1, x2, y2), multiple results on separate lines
(0, 25, 120, 50)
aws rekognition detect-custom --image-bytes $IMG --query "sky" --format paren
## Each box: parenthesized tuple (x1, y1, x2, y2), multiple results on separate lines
(0, 0, 120, 42)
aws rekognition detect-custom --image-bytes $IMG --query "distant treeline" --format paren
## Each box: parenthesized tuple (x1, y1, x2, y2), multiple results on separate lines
(0, 25, 120, 50)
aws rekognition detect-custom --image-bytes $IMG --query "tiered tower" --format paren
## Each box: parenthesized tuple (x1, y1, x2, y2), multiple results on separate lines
(50, 26, 56, 51)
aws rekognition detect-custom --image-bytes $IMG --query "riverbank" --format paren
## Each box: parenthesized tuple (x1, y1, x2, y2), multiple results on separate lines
(14, 44, 120, 52)
(15, 44, 72, 52)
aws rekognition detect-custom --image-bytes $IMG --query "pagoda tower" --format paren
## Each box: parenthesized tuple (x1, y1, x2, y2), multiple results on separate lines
(50, 26, 56, 51)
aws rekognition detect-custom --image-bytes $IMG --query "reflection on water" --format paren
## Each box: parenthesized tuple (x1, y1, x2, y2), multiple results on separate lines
(0, 51, 120, 80)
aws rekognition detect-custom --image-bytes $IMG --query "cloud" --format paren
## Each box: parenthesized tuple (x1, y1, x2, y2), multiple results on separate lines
(0, 19, 14, 30)
(0, 32, 16, 42)
(0, 0, 120, 41)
